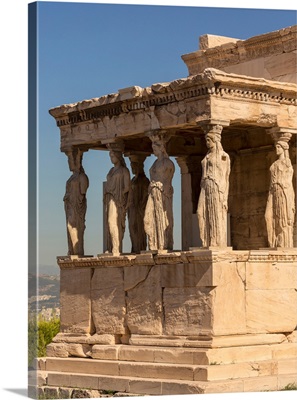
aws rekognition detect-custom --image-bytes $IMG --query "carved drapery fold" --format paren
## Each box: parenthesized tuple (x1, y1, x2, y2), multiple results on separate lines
(144, 131, 175, 251)
(63, 148, 89, 256)
(265, 128, 295, 248)
(197, 124, 231, 248)
(104, 141, 131, 255)
(127, 153, 150, 253)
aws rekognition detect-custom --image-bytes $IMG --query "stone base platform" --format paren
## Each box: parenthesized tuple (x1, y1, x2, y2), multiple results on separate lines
(34, 249, 297, 397)
(35, 333, 297, 396)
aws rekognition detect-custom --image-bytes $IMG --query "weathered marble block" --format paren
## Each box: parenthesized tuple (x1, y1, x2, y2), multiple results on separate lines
(246, 289, 297, 333)
(124, 265, 163, 335)
(91, 267, 126, 335)
(163, 287, 212, 335)
(211, 262, 246, 336)
(246, 251, 297, 334)
(56, 249, 297, 343)
(246, 262, 297, 289)
(60, 268, 92, 334)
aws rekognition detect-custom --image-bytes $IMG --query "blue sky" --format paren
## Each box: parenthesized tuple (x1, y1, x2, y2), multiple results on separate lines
(34, 1, 297, 272)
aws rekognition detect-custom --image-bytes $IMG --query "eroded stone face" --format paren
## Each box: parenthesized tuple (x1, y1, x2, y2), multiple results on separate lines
(125, 265, 163, 335)
(91, 267, 126, 335)
(60, 268, 92, 334)
(163, 287, 212, 336)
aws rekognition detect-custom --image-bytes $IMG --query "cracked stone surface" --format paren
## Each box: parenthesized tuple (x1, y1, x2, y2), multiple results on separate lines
(54, 249, 297, 347)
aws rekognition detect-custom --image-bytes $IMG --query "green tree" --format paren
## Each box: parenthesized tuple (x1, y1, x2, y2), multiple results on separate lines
(28, 313, 60, 367)
(37, 317, 60, 357)
(28, 316, 38, 368)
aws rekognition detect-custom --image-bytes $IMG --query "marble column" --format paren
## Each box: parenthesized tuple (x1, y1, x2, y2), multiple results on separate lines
(265, 128, 296, 248)
(197, 124, 231, 248)
(63, 148, 89, 256)
(104, 141, 131, 256)
(144, 131, 175, 251)
(127, 153, 150, 253)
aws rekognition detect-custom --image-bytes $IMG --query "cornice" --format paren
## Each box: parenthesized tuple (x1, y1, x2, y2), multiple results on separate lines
(57, 249, 297, 268)
(182, 25, 297, 72)
(49, 69, 297, 129)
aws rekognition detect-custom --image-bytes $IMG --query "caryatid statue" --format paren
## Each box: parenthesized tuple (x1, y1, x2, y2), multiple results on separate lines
(197, 125, 231, 248)
(63, 148, 89, 256)
(104, 143, 131, 255)
(127, 154, 150, 253)
(144, 132, 175, 251)
(265, 133, 295, 248)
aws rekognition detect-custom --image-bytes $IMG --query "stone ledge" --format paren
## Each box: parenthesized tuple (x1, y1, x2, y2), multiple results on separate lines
(45, 341, 297, 366)
(57, 248, 297, 269)
(129, 333, 288, 348)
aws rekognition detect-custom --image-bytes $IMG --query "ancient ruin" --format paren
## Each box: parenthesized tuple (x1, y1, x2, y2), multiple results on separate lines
(35, 25, 297, 397)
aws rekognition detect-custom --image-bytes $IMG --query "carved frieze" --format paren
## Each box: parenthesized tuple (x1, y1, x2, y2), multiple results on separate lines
(49, 69, 297, 150)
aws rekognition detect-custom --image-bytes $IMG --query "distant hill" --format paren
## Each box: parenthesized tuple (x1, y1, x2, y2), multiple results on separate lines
(29, 264, 60, 276)
(28, 273, 60, 316)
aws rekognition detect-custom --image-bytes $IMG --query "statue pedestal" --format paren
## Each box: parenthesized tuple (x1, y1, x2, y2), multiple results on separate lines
(37, 249, 297, 396)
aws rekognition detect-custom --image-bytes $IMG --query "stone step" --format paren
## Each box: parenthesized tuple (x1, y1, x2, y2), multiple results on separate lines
(44, 357, 297, 382)
(45, 371, 242, 395)
(87, 342, 297, 365)
(44, 370, 297, 395)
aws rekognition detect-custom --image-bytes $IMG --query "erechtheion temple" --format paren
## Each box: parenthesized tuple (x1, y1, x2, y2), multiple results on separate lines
(34, 25, 297, 397)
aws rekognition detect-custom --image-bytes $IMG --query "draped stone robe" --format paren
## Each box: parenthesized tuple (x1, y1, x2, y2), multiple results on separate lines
(265, 158, 295, 248)
(197, 150, 230, 247)
(128, 172, 150, 253)
(64, 170, 89, 255)
(105, 165, 130, 254)
(144, 157, 175, 251)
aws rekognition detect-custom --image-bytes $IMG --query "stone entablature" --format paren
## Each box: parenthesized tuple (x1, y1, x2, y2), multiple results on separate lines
(182, 25, 297, 83)
(49, 68, 297, 152)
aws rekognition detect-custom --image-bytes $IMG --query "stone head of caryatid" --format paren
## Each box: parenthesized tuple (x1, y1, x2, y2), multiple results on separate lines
(66, 148, 83, 174)
(203, 125, 224, 154)
(150, 132, 171, 159)
(128, 154, 146, 176)
(107, 142, 127, 168)
(269, 130, 292, 162)
(275, 140, 290, 159)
